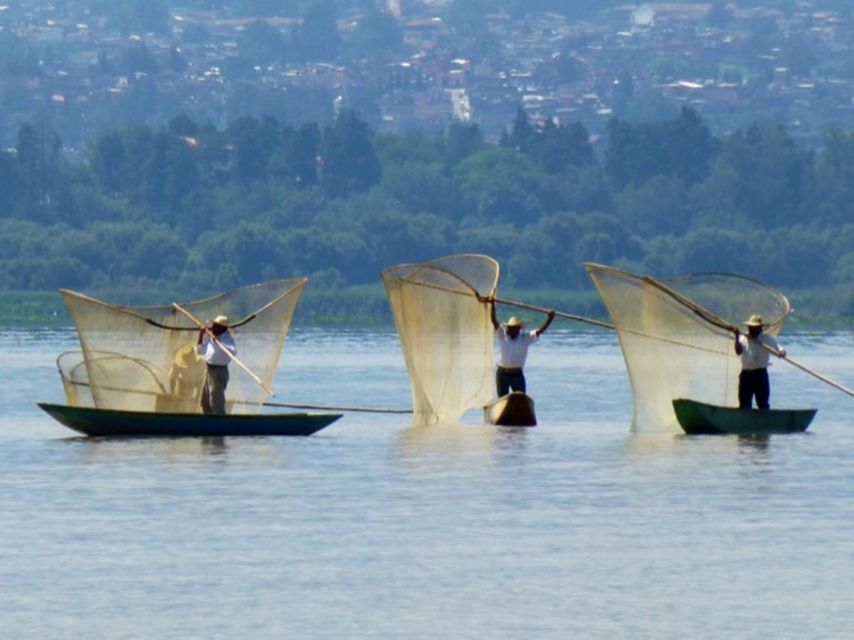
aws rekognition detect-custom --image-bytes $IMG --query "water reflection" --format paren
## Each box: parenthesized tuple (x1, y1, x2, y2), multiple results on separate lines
(62, 434, 291, 466)
(201, 436, 227, 454)
(396, 422, 497, 457)
(736, 434, 771, 451)
(393, 422, 535, 465)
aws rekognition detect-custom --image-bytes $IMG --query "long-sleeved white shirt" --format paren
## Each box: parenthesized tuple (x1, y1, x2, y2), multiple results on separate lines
(495, 325, 539, 369)
(197, 332, 236, 366)
(737, 333, 780, 371)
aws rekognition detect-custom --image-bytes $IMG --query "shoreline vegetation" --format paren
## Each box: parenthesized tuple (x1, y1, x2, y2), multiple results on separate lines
(2, 285, 851, 330)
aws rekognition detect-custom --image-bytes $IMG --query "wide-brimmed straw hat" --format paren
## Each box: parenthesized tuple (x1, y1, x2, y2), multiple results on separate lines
(744, 314, 763, 328)
(506, 317, 525, 328)
(213, 315, 229, 327)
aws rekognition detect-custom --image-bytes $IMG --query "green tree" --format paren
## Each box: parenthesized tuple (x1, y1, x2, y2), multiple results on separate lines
(442, 122, 485, 166)
(226, 116, 282, 184)
(710, 123, 813, 228)
(605, 108, 716, 188)
(501, 107, 536, 154)
(454, 148, 551, 224)
(814, 129, 854, 225)
(284, 123, 322, 188)
(535, 119, 594, 173)
(378, 162, 457, 217)
(616, 176, 691, 237)
(16, 123, 63, 213)
(320, 110, 381, 197)
(0, 150, 23, 216)
(676, 227, 753, 274)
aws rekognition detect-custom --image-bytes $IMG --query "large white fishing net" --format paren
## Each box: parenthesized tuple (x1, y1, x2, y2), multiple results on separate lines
(585, 263, 791, 431)
(383, 254, 500, 424)
(58, 278, 307, 413)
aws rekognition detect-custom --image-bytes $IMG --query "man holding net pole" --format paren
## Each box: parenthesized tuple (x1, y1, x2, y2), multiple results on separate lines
(734, 314, 787, 410)
(483, 296, 555, 397)
(197, 315, 237, 415)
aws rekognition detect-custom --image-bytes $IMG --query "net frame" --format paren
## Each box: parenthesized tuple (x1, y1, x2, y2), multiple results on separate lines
(383, 254, 500, 425)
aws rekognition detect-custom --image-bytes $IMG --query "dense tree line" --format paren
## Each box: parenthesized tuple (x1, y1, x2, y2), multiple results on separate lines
(0, 107, 852, 311)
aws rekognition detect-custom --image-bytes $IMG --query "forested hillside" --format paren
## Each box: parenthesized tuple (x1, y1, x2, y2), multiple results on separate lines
(1, 107, 852, 316)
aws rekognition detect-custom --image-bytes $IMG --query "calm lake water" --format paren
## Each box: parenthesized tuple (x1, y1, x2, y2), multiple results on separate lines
(1, 327, 853, 639)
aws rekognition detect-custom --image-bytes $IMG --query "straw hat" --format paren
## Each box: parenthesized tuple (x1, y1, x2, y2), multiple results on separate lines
(745, 314, 763, 328)
(213, 315, 229, 327)
(506, 317, 525, 328)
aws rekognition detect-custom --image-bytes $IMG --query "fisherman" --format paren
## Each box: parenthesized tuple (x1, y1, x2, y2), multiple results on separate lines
(734, 314, 786, 410)
(485, 297, 555, 397)
(197, 314, 237, 415)
(168, 344, 205, 400)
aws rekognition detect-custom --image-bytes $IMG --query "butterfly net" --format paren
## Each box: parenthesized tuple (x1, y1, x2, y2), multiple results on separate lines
(383, 254, 500, 425)
(58, 278, 307, 413)
(585, 263, 791, 431)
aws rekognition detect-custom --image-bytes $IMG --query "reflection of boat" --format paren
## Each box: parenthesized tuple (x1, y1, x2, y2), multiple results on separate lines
(38, 403, 341, 438)
(672, 398, 816, 435)
(484, 392, 536, 427)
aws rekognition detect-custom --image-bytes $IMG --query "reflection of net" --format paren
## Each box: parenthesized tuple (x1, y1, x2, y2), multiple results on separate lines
(61, 278, 306, 413)
(383, 255, 499, 425)
(585, 263, 790, 431)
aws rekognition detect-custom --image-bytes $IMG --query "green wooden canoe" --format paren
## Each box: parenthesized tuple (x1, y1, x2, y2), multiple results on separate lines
(673, 398, 816, 435)
(483, 392, 537, 427)
(38, 403, 341, 438)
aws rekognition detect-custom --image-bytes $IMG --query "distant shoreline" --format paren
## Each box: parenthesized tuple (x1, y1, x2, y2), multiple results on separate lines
(1, 287, 851, 329)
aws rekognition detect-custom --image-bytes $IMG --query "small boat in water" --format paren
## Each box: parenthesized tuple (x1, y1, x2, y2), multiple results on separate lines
(672, 398, 816, 435)
(38, 403, 341, 438)
(484, 392, 537, 427)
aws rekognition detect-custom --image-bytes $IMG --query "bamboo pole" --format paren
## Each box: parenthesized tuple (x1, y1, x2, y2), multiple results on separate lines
(644, 276, 854, 398)
(491, 296, 614, 330)
(397, 276, 613, 330)
(261, 401, 412, 414)
(172, 303, 275, 396)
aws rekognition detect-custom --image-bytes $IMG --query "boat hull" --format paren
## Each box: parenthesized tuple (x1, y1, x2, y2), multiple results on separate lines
(484, 392, 537, 427)
(38, 403, 341, 437)
(673, 398, 816, 435)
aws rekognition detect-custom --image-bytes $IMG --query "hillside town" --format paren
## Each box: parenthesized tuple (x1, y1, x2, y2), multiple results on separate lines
(1, 1, 852, 152)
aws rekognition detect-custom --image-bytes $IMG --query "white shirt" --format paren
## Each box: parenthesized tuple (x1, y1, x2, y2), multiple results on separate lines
(737, 333, 779, 371)
(495, 325, 539, 369)
(197, 332, 236, 366)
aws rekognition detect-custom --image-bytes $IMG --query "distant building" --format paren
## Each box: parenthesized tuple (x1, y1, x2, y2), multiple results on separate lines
(632, 4, 656, 28)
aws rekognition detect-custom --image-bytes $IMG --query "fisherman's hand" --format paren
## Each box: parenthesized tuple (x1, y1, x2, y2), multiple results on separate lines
(548, 309, 556, 318)
(733, 328, 741, 337)
(778, 348, 787, 358)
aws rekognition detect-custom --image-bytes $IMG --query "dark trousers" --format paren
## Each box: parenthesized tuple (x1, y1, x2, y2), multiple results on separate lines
(739, 368, 770, 410)
(201, 365, 229, 415)
(496, 367, 526, 397)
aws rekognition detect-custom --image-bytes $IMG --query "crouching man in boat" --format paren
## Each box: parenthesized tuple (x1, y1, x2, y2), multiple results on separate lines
(734, 314, 786, 410)
(484, 297, 555, 397)
(197, 314, 237, 414)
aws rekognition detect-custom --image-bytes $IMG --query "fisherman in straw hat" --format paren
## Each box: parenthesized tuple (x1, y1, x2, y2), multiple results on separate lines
(196, 314, 237, 414)
(733, 313, 786, 410)
(483, 297, 555, 397)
